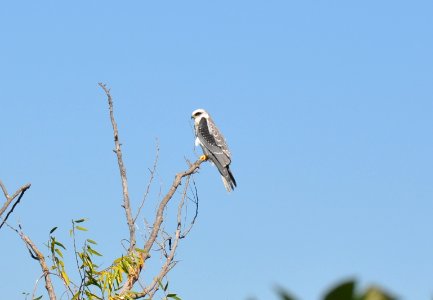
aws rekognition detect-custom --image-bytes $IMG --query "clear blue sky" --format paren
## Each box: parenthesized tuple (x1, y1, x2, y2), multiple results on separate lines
(1, 1, 432, 299)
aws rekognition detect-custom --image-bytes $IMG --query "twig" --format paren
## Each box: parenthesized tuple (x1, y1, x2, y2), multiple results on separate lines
(130, 182, 187, 300)
(99, 83, 136, 253)
(32, 274, 46, 300)
(9, 183, 31, 202)
(178, 176, 191, 229)
(0, 190, 28, 230)
(119, 158, 204, 295)
(71, 220, 85, 296)
(180, 178, 199, 239)
(0, 182, 31, 230)
(0, 180, 8, 199)
(134, 140, 159, 223)
(154, 234, 170, 259)
(141, 174, 193, 298)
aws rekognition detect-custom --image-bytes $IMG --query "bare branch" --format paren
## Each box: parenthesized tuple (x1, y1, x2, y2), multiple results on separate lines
(145, 175, 191, 278)
(99, 83, 136, 253)
(0, 181, 31, 217)
(9, 183, 32, 202)
(180, 178, 199, 239)
(130, 180, 187, 300)
(32, 274, 47, 300)
(20, 230, 57, 300)
(119, 158, 204, 295)
(133, 173, 194, 298)
(134, 140, 160, 223)
(0, 182, 31, 230)
(0, 180, 9, 199)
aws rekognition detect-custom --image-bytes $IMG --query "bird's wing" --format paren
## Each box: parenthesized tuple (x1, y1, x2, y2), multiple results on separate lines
(197, 117, 231, 167)
(207, 116, 231, 158)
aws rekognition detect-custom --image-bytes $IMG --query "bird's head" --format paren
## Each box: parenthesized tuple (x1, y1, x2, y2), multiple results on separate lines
(191, 108, 209, 124)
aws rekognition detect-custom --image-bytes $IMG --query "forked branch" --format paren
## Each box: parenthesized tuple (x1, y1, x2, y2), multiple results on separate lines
(99, 83, 204, 298)
(120, 158, 204, 295)
(0, 181, 31, 230)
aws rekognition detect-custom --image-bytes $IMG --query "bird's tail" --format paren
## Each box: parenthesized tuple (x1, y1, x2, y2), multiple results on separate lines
(221, 168, 237, 192)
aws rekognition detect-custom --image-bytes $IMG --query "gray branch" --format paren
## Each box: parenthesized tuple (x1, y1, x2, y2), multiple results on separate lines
(99, 83, 136, 253)
(0, 181, 31, 230)
(119, 158, 204, 295)
(20, 230, 57, 300)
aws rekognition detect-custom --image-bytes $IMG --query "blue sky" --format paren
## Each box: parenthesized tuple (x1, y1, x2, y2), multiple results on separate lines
(1, 1, 432, 299)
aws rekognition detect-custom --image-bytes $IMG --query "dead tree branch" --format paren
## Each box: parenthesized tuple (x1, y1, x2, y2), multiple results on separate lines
(0, 181, 8, 200)
(99, 83, 136, 253)
(127, 176, 191, 299)
(119, 158, 204, 295)
(99, 83, 203, 298)
(0, 181, 31, 230)
(19, 229, 57, 300)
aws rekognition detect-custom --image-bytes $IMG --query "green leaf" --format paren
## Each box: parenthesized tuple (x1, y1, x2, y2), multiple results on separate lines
(276, 287, 297, 300)
(167, 295, 181, 300)
(72, 292, 80, 300)
(54, 241, 66, 250)
(113, 257, 123, 264)
(33, 296, 43, 300)
(158, 279, 164, 290)
(87, 247, 102, 257)
(55, 248, 64, 258)
(164, 281, 169, 291)
(85, 290, 103, 300)
(121, 260, 131, 273)
(61, 270, 70, 286)
(360, 287, 396, 300)
(87, 239, 97, 245)
(50, 238, 55, 252)
(49, 227, 58, 234)
(74, 218, 86, 223)
(75, 226, 88, 231)
(324, 280, 355, 300)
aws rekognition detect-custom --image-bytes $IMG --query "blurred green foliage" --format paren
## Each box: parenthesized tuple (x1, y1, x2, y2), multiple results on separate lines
(277, 279, 396, 300)
(45, 221, 397, 300)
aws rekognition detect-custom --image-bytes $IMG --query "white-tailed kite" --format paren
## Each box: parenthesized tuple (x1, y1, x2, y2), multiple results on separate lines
(191, 108, 237, 192)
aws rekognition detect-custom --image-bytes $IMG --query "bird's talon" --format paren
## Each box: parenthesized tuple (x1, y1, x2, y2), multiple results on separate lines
(200, 155, 208, 161)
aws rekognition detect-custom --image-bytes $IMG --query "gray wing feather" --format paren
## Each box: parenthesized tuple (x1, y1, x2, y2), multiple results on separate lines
(207, 117, 231, 158)
(196, 117, 231, 167)
(195, 116, 237, 192)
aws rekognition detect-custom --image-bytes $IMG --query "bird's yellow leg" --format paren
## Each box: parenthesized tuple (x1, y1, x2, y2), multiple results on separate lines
(200, 154, 208, 161)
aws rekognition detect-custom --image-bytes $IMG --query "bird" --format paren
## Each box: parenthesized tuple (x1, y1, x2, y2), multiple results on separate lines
(191, 108, 237, 192)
